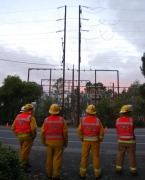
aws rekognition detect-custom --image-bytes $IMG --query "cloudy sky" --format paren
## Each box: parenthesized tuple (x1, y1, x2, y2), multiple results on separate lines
(0, 0, 145, 92)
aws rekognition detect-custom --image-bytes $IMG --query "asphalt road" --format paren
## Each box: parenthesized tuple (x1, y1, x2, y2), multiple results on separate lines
(1, 126, 145, 180)
(0, 125, 145, 155)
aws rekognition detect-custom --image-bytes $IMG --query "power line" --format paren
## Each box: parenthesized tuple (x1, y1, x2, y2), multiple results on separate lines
(83, 6, 145, 12)
(0, 8, 58, 14)
(1, 6, 145, 15)
(0, 6, 79, 15)
(0, 58, 62, 66)
(0, 19, 57, 25)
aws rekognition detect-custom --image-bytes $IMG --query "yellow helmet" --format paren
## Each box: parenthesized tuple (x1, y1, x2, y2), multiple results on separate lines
(49, 104, 60, 114)
(24, 104, 34, 111)
(86, 105, 96, 114)
(120, 105, 131, 113)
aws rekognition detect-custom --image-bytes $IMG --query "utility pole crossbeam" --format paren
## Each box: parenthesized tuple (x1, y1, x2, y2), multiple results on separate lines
(27, 68, 52, 82)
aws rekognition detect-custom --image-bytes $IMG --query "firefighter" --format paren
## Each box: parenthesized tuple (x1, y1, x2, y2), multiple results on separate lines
(115, 105, 137, 176)
(40, 104, 68, 180)
(12, 104, 37, 173)
(78, 104, 104, 179)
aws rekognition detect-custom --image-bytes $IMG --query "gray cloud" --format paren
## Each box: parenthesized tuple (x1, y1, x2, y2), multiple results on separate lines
(0, 0, 145, 90)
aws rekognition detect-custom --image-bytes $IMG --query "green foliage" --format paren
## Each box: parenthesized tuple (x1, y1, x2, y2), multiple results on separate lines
(35, 94, 52, 126)
(0, 75, 42, 124)
(1, 75, 145, 128)
(22, 81, 42, 104)
(53, 78, 63, 92)
(139, 83, 145, 99)
(96, 98, 116, 128)
(85, 82, 106, 94)
(140, 54, 145, 77)
(94, 80, 145, 128)
(0, 76, 24, 124)
(0, 144, 26, 180)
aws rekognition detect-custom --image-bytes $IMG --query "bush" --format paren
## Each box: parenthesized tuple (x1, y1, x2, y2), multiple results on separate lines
(0, 142, 26, 180)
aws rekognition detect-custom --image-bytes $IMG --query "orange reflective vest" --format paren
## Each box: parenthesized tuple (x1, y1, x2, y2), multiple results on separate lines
(15, 113, 32, 133)
(116, 117, 134, 140)
(81, 117, 100, 140)
(44, 116, 64, 140)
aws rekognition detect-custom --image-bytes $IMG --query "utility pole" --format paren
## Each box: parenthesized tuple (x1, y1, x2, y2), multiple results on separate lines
(62, 5, 67, 114)
(112, 82, 114, 98)
(77, 5, 81, 125)
(27, 68, 30, 82)
(72, 64, 74, 92)
(117, 70, 119, 97)
(95, 71, 97, 104)
(49, 69, 52, 96)
(57, 5, 67, 114)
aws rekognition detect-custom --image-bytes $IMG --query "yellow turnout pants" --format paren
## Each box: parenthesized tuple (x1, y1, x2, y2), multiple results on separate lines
(116, 142, 137, 173)
(46, 145, 63, 178)
(80, 140, 101, 177)
(18, 136, 33, 167)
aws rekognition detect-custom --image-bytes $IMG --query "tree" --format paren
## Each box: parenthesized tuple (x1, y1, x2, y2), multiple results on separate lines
(35, 93, 52, 126)
(22, 81, 43, 104)
(139, 83, 145, 99)
(140, 53, 145, 77)
(85, 81, 92, 94)
(85, 82, 106, 94)
(0, 75, 42, 124)
(96, 98, 116, 127)
(0, 76, 24, 123)
(117, 81, 145, 127)
(51, 78, 63, 104)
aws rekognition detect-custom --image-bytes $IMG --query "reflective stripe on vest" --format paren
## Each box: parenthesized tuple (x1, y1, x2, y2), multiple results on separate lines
(118, 135, 133, 139)
(116, 121, 133, 125)
(82, 117, 100, 140)
(16, 116, 31, 122)
(44, 117, 63, 140)
(81, 121, 100, 126)
(116, 118, 134, 140)
(15, 114, 31, 133)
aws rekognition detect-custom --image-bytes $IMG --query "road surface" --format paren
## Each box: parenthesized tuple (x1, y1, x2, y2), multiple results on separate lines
(0, 126, 145, 155)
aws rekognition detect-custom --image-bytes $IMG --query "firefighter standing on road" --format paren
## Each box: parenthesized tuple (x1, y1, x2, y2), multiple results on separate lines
(12, 104, 37, 173)
(115, 105, 137, 176)
(40, 104, 68, 180)
(78, 104, 104, 179)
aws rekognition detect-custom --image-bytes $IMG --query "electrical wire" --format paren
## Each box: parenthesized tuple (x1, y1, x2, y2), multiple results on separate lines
(0, 58, 62, 66)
